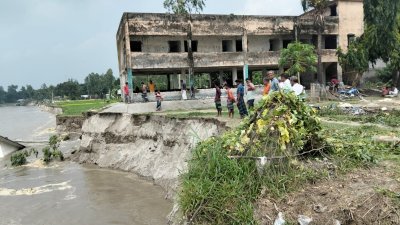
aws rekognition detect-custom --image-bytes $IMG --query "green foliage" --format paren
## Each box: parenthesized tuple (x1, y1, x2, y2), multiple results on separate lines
(42, 135, 64, 164)
(55, 99, 117, 116)
(10, 151, 28, 166)
(225, 91, 322, 155)
(279, 41, 317, 77)
(163, 0, 205, 15)
(179, 92, 325, 224)
(180, 138, 260, 224)
(337, 38, 369, 74)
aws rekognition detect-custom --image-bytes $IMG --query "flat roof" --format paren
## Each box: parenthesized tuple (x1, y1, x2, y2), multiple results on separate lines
(0, 135, 25, 150)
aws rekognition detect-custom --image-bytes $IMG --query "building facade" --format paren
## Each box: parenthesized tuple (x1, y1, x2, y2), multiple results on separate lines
(116, 0, 364, 94)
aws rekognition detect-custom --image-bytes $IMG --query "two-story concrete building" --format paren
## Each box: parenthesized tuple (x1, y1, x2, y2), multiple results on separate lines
(116, 0, 364, 95)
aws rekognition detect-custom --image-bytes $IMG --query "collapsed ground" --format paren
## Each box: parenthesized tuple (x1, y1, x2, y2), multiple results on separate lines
(169, 93, 400, 225)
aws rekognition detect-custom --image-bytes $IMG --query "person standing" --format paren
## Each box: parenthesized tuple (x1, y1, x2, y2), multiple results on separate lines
(123, 82, 130, 103)
(245, 78, 256, 110)
(263, 77, 271, 96)
(148, 80, 156, 93)
(267, 71, 280, 94)
(155, 90, 163, 111)
(235, 79, 248, 119)
(141, 82, 149, 102)
(225, 84, 235, 118)
(214, 82, 222, 117)
(181, 80, 187, 100)
(279, 73, 292, 93)
(291, 76, 305, 96)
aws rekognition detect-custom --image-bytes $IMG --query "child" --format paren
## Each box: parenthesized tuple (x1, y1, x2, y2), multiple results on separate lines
(214, 82, 222, 117)
(225, 85, 235, 118)
(155, 90, 163, 111)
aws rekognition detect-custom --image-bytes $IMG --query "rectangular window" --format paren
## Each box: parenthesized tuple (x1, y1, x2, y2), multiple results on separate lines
(222, 40, 233, 52)
(283, 40, 292, 49)
(236, 40, 243, 52)
(347, 34, 356, 47)
(184, 40, 198, 52)
(168, 41, 181, 53)
(130, 41, 142, 52)
(330, 5, 338, 16)
(324, 35, 337, 49)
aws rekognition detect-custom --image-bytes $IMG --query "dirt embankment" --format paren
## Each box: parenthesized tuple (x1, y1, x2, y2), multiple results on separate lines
(56, 115, 85, 133)
(70, 113, 227, 198)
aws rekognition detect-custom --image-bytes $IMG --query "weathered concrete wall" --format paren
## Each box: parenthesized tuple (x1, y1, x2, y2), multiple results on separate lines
(337, 0, 364, 51)
(131, 51, 283, 70)
(0, 143, 19, 158)
(71, 113, 227, 198)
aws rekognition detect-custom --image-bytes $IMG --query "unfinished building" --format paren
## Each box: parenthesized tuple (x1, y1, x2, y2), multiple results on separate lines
(116, 0, 364, 94)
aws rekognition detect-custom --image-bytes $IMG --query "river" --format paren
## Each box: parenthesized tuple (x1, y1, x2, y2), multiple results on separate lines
(0, 105, 172, 225)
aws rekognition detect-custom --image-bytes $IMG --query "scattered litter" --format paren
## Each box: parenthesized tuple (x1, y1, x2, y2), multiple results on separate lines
(298, 215, 313, 225)
(338, 103, 353, 108)
(273, 212, 285, 225)
(334, 219, 341, 225)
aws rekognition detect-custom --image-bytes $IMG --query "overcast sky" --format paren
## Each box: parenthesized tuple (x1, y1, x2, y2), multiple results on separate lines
(0, 0, 303, 89)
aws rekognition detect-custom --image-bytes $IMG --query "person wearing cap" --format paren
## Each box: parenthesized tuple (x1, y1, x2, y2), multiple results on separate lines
(235, 79, 248, 119)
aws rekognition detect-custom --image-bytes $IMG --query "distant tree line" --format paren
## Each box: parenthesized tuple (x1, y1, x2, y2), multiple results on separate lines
(0, 69, 119, 104)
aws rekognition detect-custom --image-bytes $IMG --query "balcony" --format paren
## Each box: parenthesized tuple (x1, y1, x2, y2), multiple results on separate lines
(130, 50, 337, 70)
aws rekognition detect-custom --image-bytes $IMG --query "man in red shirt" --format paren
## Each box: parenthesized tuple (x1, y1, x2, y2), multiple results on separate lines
(123, 82, 130, 103)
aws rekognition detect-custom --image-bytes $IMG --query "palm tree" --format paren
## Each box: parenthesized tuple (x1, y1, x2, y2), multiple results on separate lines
(301, 0, 331, 84)
(164, 0, 205, 88)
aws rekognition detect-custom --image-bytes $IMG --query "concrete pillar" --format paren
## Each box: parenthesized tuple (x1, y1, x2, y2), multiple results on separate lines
(219, 70, 224, 84)
(337, 64, 343, 82)
(181, 69, 187, 81)
(232, 68, 238, 84)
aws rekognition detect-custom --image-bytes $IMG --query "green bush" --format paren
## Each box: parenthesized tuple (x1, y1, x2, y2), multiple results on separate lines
(42, 135, 64, 164)
(10, 151, 28, 166)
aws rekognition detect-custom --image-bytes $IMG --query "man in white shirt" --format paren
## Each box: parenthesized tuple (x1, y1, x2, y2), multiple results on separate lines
(279, 73, 292, 92)
(290, 76, 304, 96)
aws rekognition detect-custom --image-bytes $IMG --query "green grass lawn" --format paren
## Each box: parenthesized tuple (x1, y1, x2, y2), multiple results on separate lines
(55, 99, 117, 116)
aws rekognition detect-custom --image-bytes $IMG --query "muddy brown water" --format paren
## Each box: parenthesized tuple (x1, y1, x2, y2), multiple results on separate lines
(0, 106, 172, 225)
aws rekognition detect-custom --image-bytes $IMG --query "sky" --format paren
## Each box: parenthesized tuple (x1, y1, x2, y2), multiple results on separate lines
(0, 0, 303, 89)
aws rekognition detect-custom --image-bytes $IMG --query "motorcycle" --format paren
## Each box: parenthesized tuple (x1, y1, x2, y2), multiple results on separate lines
(338, 87, 364, 101)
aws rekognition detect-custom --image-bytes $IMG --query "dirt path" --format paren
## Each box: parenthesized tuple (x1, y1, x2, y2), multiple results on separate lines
(256, 161, 400, 225)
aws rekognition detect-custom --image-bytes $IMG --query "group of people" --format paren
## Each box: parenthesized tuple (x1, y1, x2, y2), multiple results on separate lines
(214, 71, 305, 119)
(123, 80, 163, 111)
(382, 85, 399, 97)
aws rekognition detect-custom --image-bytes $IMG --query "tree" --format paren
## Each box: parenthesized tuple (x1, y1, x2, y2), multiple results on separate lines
(26, 85, 35, 99)
(337, 38, 369, 86)
(6, 85, 19, 103)
(363, 0, 400, 86)
(279, 42, 317, 83)
(0, 86, 6, 104)
(301, 0, 330, 84)
(102, 69, 115, 96)
(55, 79, 81, 100)
(164, 0, 205, 87)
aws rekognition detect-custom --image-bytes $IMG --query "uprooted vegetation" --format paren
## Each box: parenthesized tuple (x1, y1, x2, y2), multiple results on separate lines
(178, 92, 400, 224)
(10, 135, 64, 166)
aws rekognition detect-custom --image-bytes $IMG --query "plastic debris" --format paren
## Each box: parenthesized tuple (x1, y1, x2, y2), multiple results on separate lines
(298, 215, 313, 225)
(273, 212, 285, 225)
(334, 219, 341, 225)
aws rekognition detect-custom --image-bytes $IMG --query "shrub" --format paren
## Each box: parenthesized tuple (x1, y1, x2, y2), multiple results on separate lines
(10, 151, 28, 166)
